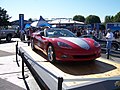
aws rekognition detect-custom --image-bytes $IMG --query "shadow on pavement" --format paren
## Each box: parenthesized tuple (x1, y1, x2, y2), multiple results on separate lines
(0, 50, 15, 57)
(23, 77, 30, 90)
(0, 40, 16, 44)
(0, 78, 25, 90)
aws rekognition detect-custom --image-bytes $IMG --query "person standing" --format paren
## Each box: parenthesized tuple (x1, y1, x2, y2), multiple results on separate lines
(76, 29, 81, 37)
(20, 29, 25, 41)
(105, 29, 114, 54)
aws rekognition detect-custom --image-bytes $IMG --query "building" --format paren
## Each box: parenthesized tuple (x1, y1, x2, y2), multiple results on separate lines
(48, 18, 84, 32)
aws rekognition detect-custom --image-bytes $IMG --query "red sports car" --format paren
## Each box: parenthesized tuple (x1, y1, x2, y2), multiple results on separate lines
(31, 28, 101, 63)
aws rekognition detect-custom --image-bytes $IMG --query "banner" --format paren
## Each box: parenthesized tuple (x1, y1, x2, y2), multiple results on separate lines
(107, 23, 120, 31)
(19, 14, 24, 30)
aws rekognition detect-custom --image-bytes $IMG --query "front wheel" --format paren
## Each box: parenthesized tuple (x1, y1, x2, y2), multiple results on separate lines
(6, 35, 12, 42)
(47, 44, 56, 63)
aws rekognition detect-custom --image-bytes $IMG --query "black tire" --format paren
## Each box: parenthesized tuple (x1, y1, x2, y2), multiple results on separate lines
(6, 35, 12, 42)
(31, 39, 36, 51)
(111, 43, 118, 50)
(47, 44, 56, 63)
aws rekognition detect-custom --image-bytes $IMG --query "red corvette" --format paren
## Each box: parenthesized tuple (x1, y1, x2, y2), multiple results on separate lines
(31, 28, 101, 63)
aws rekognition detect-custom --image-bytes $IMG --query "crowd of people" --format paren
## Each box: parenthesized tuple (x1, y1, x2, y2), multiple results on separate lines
(76, 27, 120, 40)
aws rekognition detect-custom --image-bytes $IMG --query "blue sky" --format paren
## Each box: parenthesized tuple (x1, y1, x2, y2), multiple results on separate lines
(1, 0, 120, 22)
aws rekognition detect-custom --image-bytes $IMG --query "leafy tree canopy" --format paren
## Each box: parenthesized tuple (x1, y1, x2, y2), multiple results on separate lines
(85, 15, 101, 24)
(104, 16, 114, 23)
(114, 12, 120, 22)
(73, 15, 85, 22)
(0, 7, 11, 26)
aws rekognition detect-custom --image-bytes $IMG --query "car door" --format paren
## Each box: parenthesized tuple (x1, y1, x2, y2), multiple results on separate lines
(0, 30, 6, 38)
(35, 31, 46, 50)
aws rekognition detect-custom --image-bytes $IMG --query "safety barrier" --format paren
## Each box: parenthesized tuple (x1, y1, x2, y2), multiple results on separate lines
(16, 41, 63, 90)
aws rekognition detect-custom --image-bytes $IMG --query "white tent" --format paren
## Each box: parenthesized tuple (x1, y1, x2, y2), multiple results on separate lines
(48, 19, 84, 24)
(31, 21, 38, 27)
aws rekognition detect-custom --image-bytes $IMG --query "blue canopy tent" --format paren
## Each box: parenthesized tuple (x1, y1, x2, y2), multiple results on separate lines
(25, 23, 31, 29)
(37, 16, 51, 27)
(39, 23, 51, 27)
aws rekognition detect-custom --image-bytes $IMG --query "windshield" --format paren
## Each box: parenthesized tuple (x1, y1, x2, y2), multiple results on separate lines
(46, 29, 76, 37)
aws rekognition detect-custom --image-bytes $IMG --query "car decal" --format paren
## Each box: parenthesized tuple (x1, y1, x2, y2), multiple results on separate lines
(60, 37, 90, 50)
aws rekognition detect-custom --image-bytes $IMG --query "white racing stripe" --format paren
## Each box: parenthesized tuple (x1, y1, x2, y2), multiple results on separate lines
(60, 37, 90, 50)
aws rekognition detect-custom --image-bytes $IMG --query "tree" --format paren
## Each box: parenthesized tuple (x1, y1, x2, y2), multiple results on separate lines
(28, 18, 33, 22)
(104, 16, 114, 23)
(73, 15, 85, 22)
(0, 7, 11, 27)
(114, 12, 120, 22)
(85, 15, 101, 24)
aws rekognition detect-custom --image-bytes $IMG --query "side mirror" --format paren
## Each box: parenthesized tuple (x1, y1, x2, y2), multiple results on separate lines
(40, 32, 44, 36)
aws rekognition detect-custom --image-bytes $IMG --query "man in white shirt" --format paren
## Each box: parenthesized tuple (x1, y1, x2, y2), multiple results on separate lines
(105, 28, 114, 54)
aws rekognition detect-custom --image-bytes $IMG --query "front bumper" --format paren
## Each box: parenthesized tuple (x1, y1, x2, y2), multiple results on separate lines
(55, 48, 101, 61)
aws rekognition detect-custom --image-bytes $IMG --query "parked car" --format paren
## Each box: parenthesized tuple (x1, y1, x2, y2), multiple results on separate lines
(0, 29, 16, 42)
(31, 28, 101, 63)
(81, 35, 120, 50)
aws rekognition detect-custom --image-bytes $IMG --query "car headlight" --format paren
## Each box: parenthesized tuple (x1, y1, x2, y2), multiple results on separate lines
(94, 41, 100, 47)
(57, 42, 72, 49)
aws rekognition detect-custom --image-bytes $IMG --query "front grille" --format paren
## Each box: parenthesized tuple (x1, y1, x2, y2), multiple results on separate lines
(73, 54, 96, 59)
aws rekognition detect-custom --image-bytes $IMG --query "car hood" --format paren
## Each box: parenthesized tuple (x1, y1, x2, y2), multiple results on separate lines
(59, 37, 91, 50)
